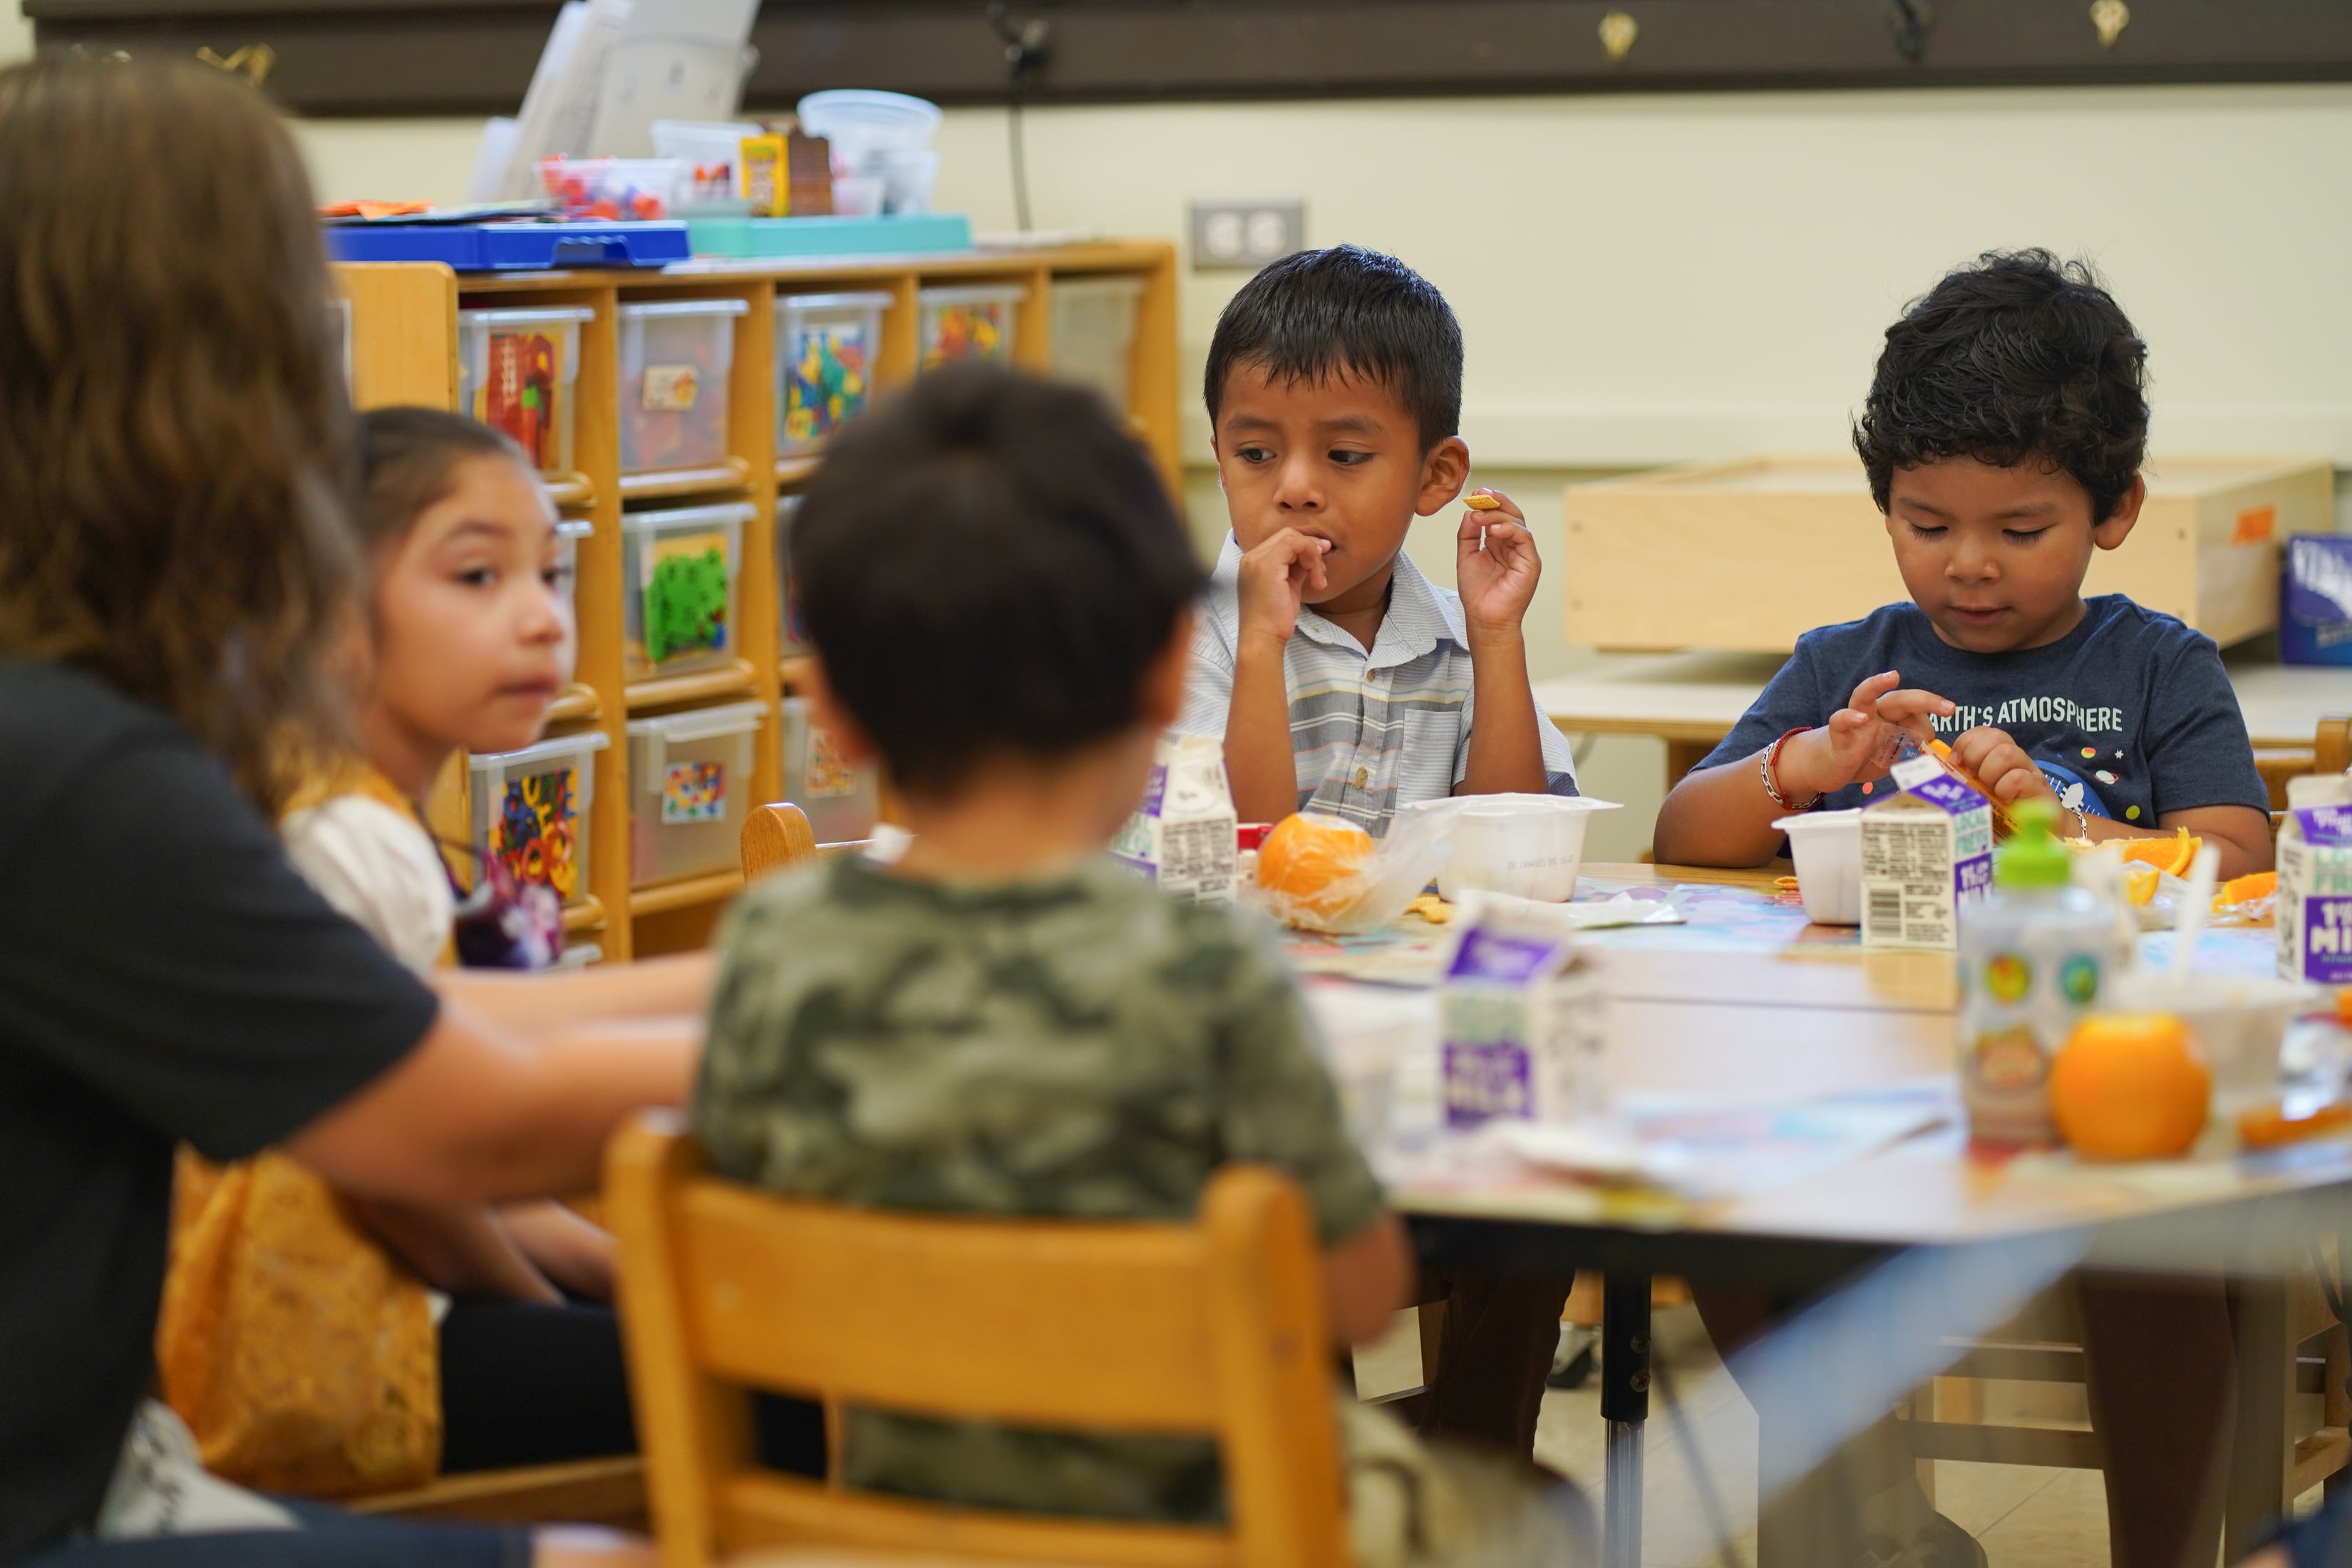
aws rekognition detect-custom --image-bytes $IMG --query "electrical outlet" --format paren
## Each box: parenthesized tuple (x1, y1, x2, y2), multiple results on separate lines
(1189, 199, 1304, 271)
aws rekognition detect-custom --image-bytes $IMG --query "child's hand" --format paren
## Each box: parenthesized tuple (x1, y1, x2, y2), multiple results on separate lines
(1235, 527, 1331, 649)
(1778, 671, 1955, 800)
(1455, 488, 1540, 640)
(1949, 726, 2060, 811)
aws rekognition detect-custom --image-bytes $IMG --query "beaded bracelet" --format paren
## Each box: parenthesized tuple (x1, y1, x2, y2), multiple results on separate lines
(1759, 726, 1822, 813)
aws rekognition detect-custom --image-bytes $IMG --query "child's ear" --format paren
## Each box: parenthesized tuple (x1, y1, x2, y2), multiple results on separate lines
(1137, 607, 1195, 731)
(800, 658, 881, 767)
(1415, 436, 1472, 516)
(2092, 473, 2147, 551)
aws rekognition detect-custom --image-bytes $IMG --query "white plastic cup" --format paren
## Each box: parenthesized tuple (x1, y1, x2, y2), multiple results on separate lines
(2103, 971, 2324, 1118)
(1775, 808, 1864, 925)
(1431, 795, 1621, 904)
(1304, 984, 1438, 1153)
(830, 174, 885, 217)
(880, 148, 940, 215)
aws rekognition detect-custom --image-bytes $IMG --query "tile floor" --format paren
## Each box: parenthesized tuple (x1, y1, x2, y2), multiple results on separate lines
(1359, 1301, 2127, 1567)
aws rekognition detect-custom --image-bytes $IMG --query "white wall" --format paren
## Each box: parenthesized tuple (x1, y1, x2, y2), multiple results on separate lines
(1, 0, 30, 63)
(24, 28, 2352, 852)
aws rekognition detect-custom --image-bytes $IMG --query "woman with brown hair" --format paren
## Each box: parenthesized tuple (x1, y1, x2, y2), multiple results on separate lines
(0, 55, 688, 1568)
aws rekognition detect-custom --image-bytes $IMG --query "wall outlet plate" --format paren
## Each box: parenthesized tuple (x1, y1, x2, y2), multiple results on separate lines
(1188, 199, 1304, 271)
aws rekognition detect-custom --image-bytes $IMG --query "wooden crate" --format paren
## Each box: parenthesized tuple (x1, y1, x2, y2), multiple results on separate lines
(337, 242, 1181, 959)
(1563, 455, 2335, 654)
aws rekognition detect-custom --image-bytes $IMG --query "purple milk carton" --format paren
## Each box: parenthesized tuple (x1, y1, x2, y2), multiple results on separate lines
(1861, 752, 1994, 951)
(2278, 780, 2352, 984)
(1439, 911, 1609, 1129)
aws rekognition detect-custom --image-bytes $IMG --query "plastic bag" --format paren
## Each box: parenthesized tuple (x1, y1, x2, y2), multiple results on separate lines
(1256, 806, 1455, 934)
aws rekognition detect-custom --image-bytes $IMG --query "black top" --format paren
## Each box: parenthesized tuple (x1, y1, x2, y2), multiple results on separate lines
(0, 661, 438, 1561)
(1699, 596, 2269, 824)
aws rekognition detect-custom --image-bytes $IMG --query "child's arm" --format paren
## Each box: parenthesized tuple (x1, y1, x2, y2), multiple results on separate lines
(343, 1196, 560, 1304)
(1452, 491, 1549, 797)
(439, 951, 713, 1031)
(1950, 728, 2274, 879)
(1321, 1211, 1412, 1347)
(1224, 529, 1332, 823)
(498, 1200, 617, 1302)
(1654, 671, 1954, 867)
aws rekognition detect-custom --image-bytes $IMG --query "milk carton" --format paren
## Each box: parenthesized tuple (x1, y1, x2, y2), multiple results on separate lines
(1860, 752, 1994, 950)
(2277, 774, 2352, 984)
(1110, 733, 1237, 904)
(1438, 909, 1609, 1128)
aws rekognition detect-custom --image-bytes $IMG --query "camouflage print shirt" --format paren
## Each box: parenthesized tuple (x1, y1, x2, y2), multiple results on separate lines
(693, 851, 1386, 1527)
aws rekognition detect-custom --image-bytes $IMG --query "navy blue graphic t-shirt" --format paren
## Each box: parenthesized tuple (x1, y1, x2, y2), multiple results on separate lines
(1698, 596, 2267, 825)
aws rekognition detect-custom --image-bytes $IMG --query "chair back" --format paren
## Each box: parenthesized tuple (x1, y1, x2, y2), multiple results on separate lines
(741, 803, 817, 882)
(606, 1116, 1349, 1568)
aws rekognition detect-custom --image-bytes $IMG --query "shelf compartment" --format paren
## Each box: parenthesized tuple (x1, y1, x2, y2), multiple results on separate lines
(626, 657, 757, 712)
(616, 455, 753, 503)
(629, 868, 745, 916)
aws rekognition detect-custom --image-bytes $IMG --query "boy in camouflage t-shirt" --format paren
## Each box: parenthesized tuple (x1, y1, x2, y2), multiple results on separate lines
(693, 367, 1588, 1564)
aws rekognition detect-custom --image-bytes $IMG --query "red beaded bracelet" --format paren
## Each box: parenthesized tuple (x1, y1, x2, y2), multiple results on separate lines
(1759, 726, 1822, 812)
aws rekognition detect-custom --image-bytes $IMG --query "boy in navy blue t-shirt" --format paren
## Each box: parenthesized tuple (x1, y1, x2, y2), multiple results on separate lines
(1654, 249, 2272, 880)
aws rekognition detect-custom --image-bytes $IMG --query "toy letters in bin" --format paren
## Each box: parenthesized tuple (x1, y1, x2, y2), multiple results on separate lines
(918, 283, 1026, 372)
(617, 299, 747, 475)
(626, 701, 765, 885)
(777, 291, 892, 456)
(459, 306, 594, 480)
(621, 502, 751, 681)
(1049, 276, 1146, 413)
(467, 730, 609, 907)
(780, 696, 881, 845)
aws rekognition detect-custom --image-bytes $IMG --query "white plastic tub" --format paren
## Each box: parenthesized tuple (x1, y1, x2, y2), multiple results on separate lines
(554, 517, 593, 631)
(795, 89, 942, 177)
(1432, 795, 1621, 904)
(458, 306, 594, 479)
(780, 696, 881, 844)
(775, 291, 891, 455)
(626, 701, 765, 885)
(468, 729, 609, 906)
(649, 120, 761, 205)
(918, 284, 1026, 371)
(620, 502, 752, 681)
(775, 495, 808, 654)
(616, 298, 747, 475)
(1050, 276, 1145, 411)
(2104, 971, 2324, 1120)
(1776, 808, 1864, 926)
(1304, 981, 1438, 1154)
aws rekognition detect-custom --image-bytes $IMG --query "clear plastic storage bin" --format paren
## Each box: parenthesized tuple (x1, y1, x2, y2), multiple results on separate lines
(459, 306, 594, 479)
(780, 696, 881, 844)
(1049, 277, 1145, 412)
(918, 283, 1026, 371)
(621, 501, 751, 681)
(626, 701, 766, 884)
(775, 291, 892, 455)
(554, 517, 594, 631)
(775, 495, 808, 654)
(468, 729, 609, 907)
(617, 299, 747, 475)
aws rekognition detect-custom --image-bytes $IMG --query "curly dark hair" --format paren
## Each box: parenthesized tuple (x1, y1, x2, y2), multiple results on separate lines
(1854, 249, 2148, 523)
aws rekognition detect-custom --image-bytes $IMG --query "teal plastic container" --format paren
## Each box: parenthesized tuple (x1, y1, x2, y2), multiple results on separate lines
(684, 213, 973, 259)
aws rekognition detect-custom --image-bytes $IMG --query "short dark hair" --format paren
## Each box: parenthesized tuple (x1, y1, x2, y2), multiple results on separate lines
(354, 406, 528, 555)
(1202, 244, 1463, 451)
(1855, 249, 2148, 523)
(790, 364, 1204, 796)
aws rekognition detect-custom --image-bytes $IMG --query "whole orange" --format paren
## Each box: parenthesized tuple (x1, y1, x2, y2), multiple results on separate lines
(1257, 812, 1374, 925)
(2048, 1013, 2209, 1161)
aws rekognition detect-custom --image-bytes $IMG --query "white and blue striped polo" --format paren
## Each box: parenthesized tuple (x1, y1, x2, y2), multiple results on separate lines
(1175, 535, 1579, 837)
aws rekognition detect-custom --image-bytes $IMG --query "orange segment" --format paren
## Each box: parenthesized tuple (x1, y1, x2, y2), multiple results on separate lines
(2050, 1013, 2209, 1161)
(2213, 871, 2276, 911)
(2116, 828, 2199, 877)
(2122, 865, 2160, 908)
(2237, 1099, 2352, 1150)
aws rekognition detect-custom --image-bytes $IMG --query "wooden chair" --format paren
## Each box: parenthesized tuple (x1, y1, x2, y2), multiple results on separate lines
(2256, 714, 2351, 812)
(605, 1114, 1351, 1568)
(349, 1456, 646, 1528)
(741, 802, 875, 883)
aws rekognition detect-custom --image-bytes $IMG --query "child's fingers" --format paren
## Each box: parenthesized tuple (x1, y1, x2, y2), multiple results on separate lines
(1844, 669, 1903, 711)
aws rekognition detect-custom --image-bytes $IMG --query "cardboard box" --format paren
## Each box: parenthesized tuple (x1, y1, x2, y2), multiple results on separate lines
(1564, 455, 2334, 654)
(1110, 734, 1236, 904)
(1861, 753, 1993, 951)
(1439, 914, 1609, 1128)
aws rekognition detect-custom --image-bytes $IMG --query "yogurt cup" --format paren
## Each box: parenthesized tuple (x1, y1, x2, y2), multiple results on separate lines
(1430, 794, 1621, 904)
(1775, 808, 1864, 925)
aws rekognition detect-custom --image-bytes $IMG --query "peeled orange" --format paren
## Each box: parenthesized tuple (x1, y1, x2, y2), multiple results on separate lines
(2116, 828, 2201, 878)
(2121, 865, 2160, 908)
(2049, 1013, 2209, 1161)
(1258, 812, 1374, 924)
(2213, 871, 2276, 912)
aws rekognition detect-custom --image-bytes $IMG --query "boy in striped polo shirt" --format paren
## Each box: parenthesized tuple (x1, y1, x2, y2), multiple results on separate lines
(1174, 244, 1579, 835)
(1177, 245, 1582, 1468)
